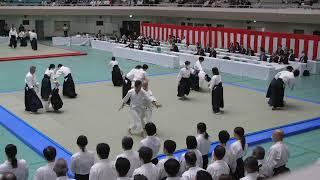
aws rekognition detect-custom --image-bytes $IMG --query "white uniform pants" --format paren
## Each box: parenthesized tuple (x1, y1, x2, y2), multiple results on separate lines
(129, 107, 144, 134)
(142, 107, 153, 125)
(198, 70, 206, 88)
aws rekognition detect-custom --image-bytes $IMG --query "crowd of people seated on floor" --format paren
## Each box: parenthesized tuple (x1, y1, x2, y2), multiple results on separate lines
(0, 122, 293, 180)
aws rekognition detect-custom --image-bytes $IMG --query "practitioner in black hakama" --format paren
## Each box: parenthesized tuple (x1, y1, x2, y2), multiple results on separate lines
(209, 67, 224, 114)
(266, 66, 300, 110)
(55, 64, 77, 98)
(50, 83, 63, 111)
(41, 64, 55, 111)
(19, 31, 27, 47)
(108, 57, 123, 87)
(177, 61, 192, 99)
(30, 30, 38, 50)
(25, 66, 43, 113)
(9, 28, 17, 48)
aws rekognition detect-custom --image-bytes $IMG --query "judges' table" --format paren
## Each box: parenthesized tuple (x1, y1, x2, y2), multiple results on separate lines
(52, 37, 93, 46)
(113, 47, 179, 68)
(70, 37, 93, 46)
(0, 36, 9, 44)
(169, 51, 280, 80)
(91, 40, 127, 51)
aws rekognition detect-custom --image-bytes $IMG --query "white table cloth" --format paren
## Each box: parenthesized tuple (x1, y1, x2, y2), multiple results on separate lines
(0, 36, 9, 44)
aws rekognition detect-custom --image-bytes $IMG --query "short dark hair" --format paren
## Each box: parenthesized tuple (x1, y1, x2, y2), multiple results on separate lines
(212, 67, 220, 75)
(96, 143, 110, 159)
(199, 57, 204, 62)
(286, 66, 294, 72)
(145, 122, 156, 136)
(244, 156, 259, 173)
(133, 174, 148, 180)
(122, 136, 133, 150)
(252, 146, 265, 160)
(135, 65, 142, 69)
(49, 64, 55, 70)
(218, 130, 230, 144)
(186, 136, 197, 149)
(214, 145, 226, 160)
(196, 170, 213, 180)
(142, 64, 148, 70)
(185, 61, 191, 66)
(58, 64, 63, 68)
(293, 69, 300, 77)
(164, 140, 176, 154)
(135, 80, 142, 87)
(77, 135, 88, 152)
(112, 57, 116, 61)
(43, 146, 56, 162)
(185, 151, 197, 166)
(115, 157, 131, 177)
(138, 146, 153, 164)
(164, 159, 180, 177)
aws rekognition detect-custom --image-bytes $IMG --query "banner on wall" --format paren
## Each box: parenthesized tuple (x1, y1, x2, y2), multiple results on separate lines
(141, 23, 320, 60)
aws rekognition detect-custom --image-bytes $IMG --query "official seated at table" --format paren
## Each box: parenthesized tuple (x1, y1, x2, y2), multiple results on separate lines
(151, 39, 160, 46)
(260, 51, 268, 62)
(147, 37, 153, 45)
(204, 44, 211, 53)
(239, 44, 247, 54)
(299, 51, 308, 63)
(289, 49, 296, 61)
(170, 43, 179, 52)
(126, 40, 134, 49)
(209, 48, 217, 58)
(121, 34, 128, 44)
(269, 52, 280, 63)
(279, 54, 289, 64)
(235, 42, 241, 52)
(276, 45, 284, 56)
(195, 48, 206, 56)
(246, 47, 255, 56)
(96, 30, 103, 40)
(138, 41, 144, 50)
(228, 42, 235, 53)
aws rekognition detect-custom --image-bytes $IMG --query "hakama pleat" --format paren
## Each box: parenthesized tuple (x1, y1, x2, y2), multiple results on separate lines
(266, 78, 285, 108)
(20, 37, 27, 47)
(31, 38, 37, 50)
(51, 88, 63, 111)
(63, 74, 77, 98)
(122, 77, 132, 104)
(112, 65, 123, 87)
(25, 84, 43, 112)
(9, 35, 17, 48)
(190, 73, 200, 91)
(177, 77, 191, 97)
(41, 74, 52, 101)
(212, 82, 224, 113)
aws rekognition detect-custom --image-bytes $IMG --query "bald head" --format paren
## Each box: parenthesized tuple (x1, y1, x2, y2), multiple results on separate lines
(272, 129, 285, 142)
(29, 66, 36, 74)
(1, 172, 17, 180)
(142, 80, 149, 90)
(53, 158, 68, 177)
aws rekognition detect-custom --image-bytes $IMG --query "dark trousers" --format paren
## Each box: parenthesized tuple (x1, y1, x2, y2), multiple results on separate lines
(233, 158, 244, 180)
(202, 154, 209, 169)
(64, 31, 68, 37)
(74, 174, 89, 180)
(273, 165, 290, 176)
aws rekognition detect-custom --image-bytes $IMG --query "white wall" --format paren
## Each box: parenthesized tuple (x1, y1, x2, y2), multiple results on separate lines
(1, 15, 320, 37)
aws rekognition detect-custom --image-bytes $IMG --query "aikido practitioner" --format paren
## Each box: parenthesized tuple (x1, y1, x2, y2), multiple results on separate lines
(266, 66, 300, 110)
(8, 27, 17, 48)
(122, 65, 142, 104)
(126, 40, 134, 49)
(55, 64, 77, 98)
(25, 66, 43, 113)
(191, 57, 207, 91)
(49, 82, 63, 111)
(177, 61, 192, 99)
(208, 67, 224, 114)
(109, 57, 123, 87)
(30, 30, 38, 51)
(132, 64, 148, 87)
(119, 80, 161, 136)
(41, 64, 56, 111)
(142, 80, 157, 124)
(18, 30, 27, 47)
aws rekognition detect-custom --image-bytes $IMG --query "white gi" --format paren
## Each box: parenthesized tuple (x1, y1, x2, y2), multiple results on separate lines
(29, 32, 37, 40)
(157, 155, 179, 179)
(71, 150, 95, 176)
(196, 134, 211, 156)
(25, 72, 39, 91)
(122, 89, 155, 134)
(0, 159, 29, 180)
(212, 144, 236, 174)
(132, 69, 147, 87)
(139, 135, 161, 160)
(181, 167, 204, 180)
(142, 89, 157, 124)
(193, 60, 206, 87)
(109, 60, 119, 69)
(33, 162, 56, 180)
(180, 149, 203, 173)
(207, 160, 230, 180)
(55, 66, 71, 79)
(116, 150, 142, 177)
(260, 141, 289, 177)
(89, 159, 117, 180)
(240, 172, 259, 180)
(132, 162, 160, 180)
(275, 71, 295, 90)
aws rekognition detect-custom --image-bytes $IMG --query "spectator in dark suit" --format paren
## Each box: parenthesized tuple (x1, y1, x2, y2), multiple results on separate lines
(170, 43, 179, 52)
(289, 49, 296, 61)
(209, 48, 217, 58)
(299, 51, 308, 63)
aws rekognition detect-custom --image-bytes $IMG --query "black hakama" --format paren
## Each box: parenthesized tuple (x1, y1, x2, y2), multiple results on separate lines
(20, 37, 27, 47)
(9, 35, 17, 48)
(212, 82, 224, 113)
(41, 74, 52, 101)
(112, 65, 123, 87)
(266, 78, 285, 108)
(122, 77, 131, 104)
(190, 72, 200, 92)
(233, 158, 245, 180)
(63, 74, 77, 98)
(177, 77, 191, 97)
(51, 88, 63, 111)
(31, 38, 37, 50)
(24, 84, 43, 112)
(74, 174, 89, 180)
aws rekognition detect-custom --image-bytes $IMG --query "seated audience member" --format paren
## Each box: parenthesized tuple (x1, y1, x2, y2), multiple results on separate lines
(209, 48, 217, 58)
(157, 140, 178, 179)
(126, 40, 134, 49)
(180, 136, 203, 172)
(205, 44, 211, 53)
(207, 145, 230, 180)
(89, 143, 117, 180)
(1, 172, 17, 180)
(133, 147, 159, 180)
(235, 42, 241, 52)
(228, 43, 235, 53)
(239, 45, 247, 54)
(260, 51, 267, 62)
(276, 46, 284, 56)
(289, 49, 296, 61)
(138, 41, 144, 50)
(133, 174, 148, 180)
(269, 52, 279, 63)
(279, 54, 289, 64)
(139, 123, 161, 165)
(196, 170, 212, 180)
(115, 157, 131, 180)
(283, 47, 289, 57)
(246, 47, 255, 56)
(195, 48, 206, 56)
(0, 144, 28, 180)
(34, 146, 57, 180)
(71, 135, 95, 180)
(261, 129, 290, 177)
(147, 37, 154, 45)
(117, 136, 141, 177)
(196, 42, 201, 49)
(164, 159, 181, 180)
(181, 151, 204, 180)
(299, 51, 308, 63)
(170, 43, 179, 52)
(53, 158, 73, 180)
(240, 157, 259, 180)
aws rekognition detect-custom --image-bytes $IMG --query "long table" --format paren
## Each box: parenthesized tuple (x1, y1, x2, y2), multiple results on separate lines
(0, 36, 9, 44)
(113, 46, 179, 68)
(91, 40, 127, 51)
(52, 37, 93, 46)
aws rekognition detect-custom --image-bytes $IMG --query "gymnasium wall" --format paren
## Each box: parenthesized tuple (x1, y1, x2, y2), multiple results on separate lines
(141, 23, 320, 60)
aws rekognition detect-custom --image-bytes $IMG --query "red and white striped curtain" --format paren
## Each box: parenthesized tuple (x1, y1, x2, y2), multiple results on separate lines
(141, 22, 320, 60)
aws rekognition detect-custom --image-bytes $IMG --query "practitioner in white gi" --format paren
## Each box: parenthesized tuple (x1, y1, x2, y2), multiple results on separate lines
(24, 66, 43, 113)
(8, 27, 18, 48)
(192, 57, 207, 91)
(119, 80, 161, 136)
(55, 64, 77, 98)
(141, 80, 157, 124)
